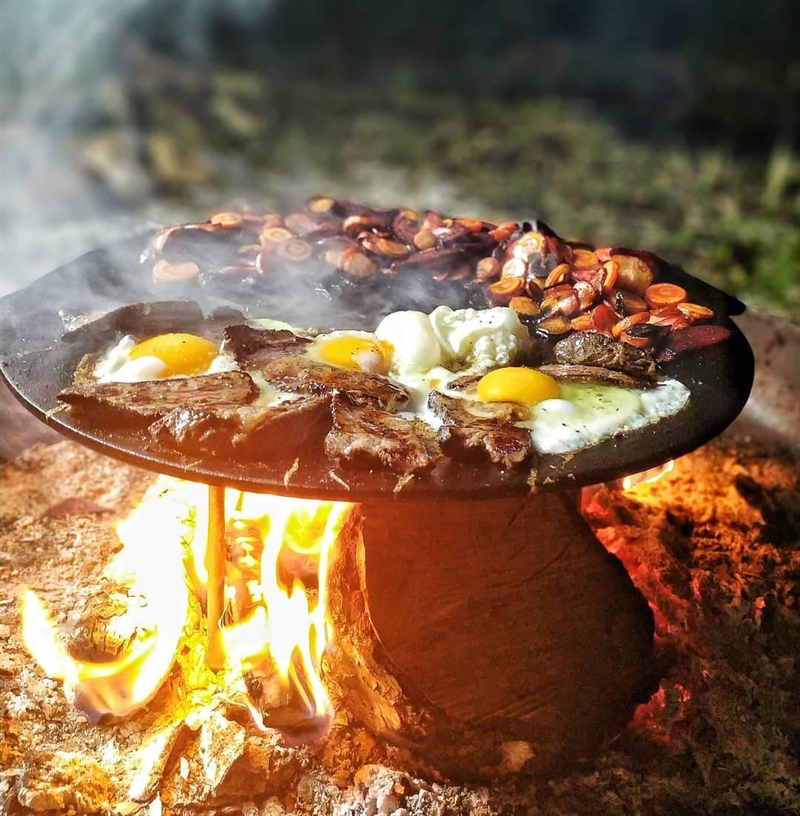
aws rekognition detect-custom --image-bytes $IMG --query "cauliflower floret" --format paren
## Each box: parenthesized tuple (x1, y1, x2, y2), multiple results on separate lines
(429, 306, 529, 371)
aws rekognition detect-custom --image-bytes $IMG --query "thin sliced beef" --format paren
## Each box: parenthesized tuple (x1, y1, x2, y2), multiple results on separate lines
(427, 392, 533, 468)
(150, 396, 331, 456)
(325, 395, 440, 474)
(57, 371, 259, 424)
(224, 325, 409, 409)
(537, 363, 653, 389)
(446, 373, 482, 393)
(553, 332, 659, 381)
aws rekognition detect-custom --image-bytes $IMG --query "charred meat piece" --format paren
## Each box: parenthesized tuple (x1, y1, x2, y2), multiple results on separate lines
(537, 363, 655, 389)
(427, 392, 533, 468)
(150, 396, 331, 456)
(57, 371, 260, 424)
(553, 332, 659, 381)
(223, 325, 409, 410)
(325, 395, 440, 474)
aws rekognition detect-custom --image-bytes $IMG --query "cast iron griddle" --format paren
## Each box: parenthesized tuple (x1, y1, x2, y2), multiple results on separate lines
(0, 234, 754, 500)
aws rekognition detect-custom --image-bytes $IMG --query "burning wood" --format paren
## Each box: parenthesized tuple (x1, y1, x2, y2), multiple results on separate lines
(20, 476, 350, 735)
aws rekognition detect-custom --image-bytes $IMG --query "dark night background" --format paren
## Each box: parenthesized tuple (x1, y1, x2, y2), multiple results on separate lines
(1, 0, 798, 317)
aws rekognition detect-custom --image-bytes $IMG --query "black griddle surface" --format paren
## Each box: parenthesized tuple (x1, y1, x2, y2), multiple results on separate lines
(0, 235, 754, 500)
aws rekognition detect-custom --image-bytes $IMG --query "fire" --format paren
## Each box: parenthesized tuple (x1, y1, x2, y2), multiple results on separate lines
(218, 491, 349, 724)
(20, 475, 351, 730)
(619, 460, 675, 491)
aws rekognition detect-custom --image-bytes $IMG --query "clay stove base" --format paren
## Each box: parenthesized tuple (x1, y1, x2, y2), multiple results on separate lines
(1, 438, 799, 815)
(324, 493, 655, 778)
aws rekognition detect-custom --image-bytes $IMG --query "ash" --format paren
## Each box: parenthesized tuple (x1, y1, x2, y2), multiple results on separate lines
(1, 439, 798, 816)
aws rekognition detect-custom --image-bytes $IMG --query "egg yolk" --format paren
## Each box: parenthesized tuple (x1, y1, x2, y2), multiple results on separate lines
(129, 333, 218, 377)
(477, 367, 561, 405)
(317, 337, 390, 374)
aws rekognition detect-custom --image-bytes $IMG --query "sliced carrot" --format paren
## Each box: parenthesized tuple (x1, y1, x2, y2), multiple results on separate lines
(649, 308, 690, 330)
(512, 231, 545, 258)
(538, 314, 572, 335)
(509, 296, 541, 316)
(677, 302, 714, 322)
(571, 248, 599, 269)
(544, 262, 571, 289)
(488, 277, 524, 298)
(612, 312, 651, 339)
(210, 211, 243, 228)
(620, 330, 651, 348)
(570, 313, 594, 331)
(645, 283, 687, 308)
(456, 218, 484, 232)
(260, 226, 293, 244)
(601, 260, 619, 292)
(489, 221, 518, 242)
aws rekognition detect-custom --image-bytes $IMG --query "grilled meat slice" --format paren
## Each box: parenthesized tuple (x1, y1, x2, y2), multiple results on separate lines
(57, 371, 259, 424)
(446, 373, 482, 393)
(325, 395, 440, 474)
(224, 325, 310, 358)
(224, 325, 409, 409)
(427, 392, 533, 468)
(150, 396, 331, 456)
(553, 332, 659, 381)
(537, 363, 654, 389)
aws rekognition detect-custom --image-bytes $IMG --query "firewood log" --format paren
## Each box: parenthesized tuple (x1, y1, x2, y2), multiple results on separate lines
(324, 492, 657, 779)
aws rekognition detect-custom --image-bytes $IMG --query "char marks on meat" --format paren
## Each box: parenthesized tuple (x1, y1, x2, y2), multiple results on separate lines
(553, 332, 659, 381)
(223, 325, 409, 409)
(150, 396, 331, 456)
(537, 363, 654, 389)
(325, 395, 440, 474)
(57, 371, 260, 424)
(427, 392, 533, 468)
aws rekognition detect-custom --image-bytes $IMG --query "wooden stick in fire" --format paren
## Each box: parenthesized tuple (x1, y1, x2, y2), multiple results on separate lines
(206, 485, 227, 671)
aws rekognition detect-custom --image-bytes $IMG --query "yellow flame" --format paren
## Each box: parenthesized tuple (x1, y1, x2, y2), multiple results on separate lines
(620, 460, 675, 491)
(222, 493, 349, 719)
(21, 476, 351, 727)
(21, 477, 196, 721)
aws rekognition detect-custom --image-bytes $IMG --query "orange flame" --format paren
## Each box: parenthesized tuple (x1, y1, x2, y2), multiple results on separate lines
(20, 477, 351, 728)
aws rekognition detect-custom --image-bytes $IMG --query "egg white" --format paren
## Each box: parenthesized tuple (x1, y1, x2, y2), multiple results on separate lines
(93, 334, 239, 384)
(521, 379, 690, 454)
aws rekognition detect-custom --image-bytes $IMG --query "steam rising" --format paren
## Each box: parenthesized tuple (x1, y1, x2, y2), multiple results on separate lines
(0, 0, 489, 331)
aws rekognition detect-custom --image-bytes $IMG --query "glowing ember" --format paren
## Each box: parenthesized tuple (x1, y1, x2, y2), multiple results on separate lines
(20, 476, 351, 729)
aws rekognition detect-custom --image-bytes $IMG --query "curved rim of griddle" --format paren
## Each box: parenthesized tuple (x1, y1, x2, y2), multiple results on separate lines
(0, 235, 754, 501)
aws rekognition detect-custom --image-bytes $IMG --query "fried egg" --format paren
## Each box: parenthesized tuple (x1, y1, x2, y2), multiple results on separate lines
(94, 333, 239, 383)
(519, 379, 690, 454)
(306, 331, 391, 375)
